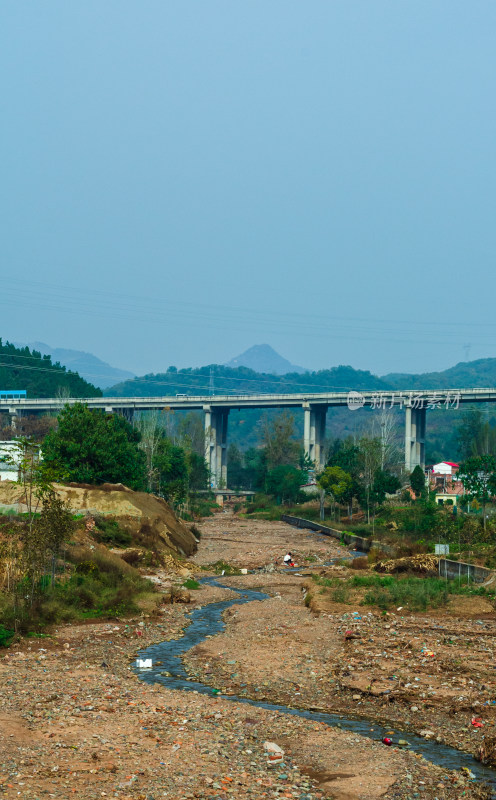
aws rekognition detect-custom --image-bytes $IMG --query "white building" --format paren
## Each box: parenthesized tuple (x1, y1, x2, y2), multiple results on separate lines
(0, 441, 21, 481)
(431, 461, 459, 476)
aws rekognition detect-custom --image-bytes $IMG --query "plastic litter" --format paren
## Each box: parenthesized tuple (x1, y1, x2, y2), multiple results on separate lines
(136, 658, 152, 668)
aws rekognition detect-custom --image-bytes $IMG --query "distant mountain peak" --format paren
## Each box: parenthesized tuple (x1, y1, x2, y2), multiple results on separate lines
(16, 341, 135, 390)
(225, 344, 307, 375)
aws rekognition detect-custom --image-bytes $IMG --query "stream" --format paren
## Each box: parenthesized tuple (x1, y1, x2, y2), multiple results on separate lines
(133, 576, 496, 792)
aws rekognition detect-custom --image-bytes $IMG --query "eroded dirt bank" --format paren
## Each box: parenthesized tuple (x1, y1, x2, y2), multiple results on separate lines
(0, 511, 492, 799)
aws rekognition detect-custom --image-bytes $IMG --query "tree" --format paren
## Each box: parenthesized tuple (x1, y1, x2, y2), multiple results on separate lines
(326, 438, 362, 517)
(42, 404, 147, 490)
(455, 408, 496, 459)
(244, 447, 267, 491)
(227, 444, 247, 490)
(369, 410, 401, 471)
(188, 451, 209, 492)
(0, 414, 57, 443)
(317, 466, 352, 520)
(410, 465, 426, 497)
(176, 412, 205, 456)
(265, 465, 307, 504)
(0, 339, 101, 398)
(457, 454, 496, 531)
(32, 492, 75, 586)
(134, 411, 163, 492)
(259, 411, 300, 469)
(371, 470, 401, 505)
(3, 440, 73, 619)
(358, 436, 382, 524)
(154, 438, 189, 506)
(5, 438, 63, 532)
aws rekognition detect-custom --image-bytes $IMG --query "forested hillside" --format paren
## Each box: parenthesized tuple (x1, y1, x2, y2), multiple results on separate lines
(107, 358, 496, 399)
(106, 364, 389, 397)
(105, 358, 496, 461)
(384, 358, 496, 390)
(0, 340, 101, 397)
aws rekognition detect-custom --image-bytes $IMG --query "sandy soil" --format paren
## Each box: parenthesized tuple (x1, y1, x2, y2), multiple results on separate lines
(193, 512, 350, 569)
(0, 511, 492, 799)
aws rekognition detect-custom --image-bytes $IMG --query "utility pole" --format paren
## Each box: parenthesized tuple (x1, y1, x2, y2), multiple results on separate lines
(209, 367, 215, 396)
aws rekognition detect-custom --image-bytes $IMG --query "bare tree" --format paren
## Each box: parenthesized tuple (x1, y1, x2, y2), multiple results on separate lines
(369, 409, 402, 472)
(176, 412, 205, 456)
(134, 411, 163, 492)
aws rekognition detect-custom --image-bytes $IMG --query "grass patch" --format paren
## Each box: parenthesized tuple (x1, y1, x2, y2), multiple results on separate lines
(201, 560, 242, 576)
(361, 577, 451, 611)
(183, 578, 200, 590)
(310, 572, 496, 612)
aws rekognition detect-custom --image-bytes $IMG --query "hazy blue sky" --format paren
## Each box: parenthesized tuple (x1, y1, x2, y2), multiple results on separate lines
(1, 1, 496, 378)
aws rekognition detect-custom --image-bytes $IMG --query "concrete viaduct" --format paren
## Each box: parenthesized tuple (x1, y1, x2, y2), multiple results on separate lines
(2, 388, 495, 488)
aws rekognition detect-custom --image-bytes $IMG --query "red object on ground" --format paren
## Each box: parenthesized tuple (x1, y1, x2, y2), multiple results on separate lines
(382, 737, 393, 746)
(472, 717, 484, 728)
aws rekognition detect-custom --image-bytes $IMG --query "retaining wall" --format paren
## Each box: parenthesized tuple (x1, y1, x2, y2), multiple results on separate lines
(281, 514, 494, 584)
(281, 515, 395, 555)
(439, 559, 492, 584)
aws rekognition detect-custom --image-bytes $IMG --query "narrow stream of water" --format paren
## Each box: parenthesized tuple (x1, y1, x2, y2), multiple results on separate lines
(133, 576, 496, 791)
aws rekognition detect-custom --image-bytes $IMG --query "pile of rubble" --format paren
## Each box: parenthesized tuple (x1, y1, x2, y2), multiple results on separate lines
(374, 553, 439, 575)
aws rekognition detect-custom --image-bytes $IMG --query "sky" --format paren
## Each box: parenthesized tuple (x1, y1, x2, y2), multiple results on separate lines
(1, 1, 496, 379)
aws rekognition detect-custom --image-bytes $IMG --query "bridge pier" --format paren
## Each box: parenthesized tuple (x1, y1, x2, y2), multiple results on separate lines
(303, 403, 327, 470)
(404, 405, 426, 473)
(8, 409, 20, 431)
(117, 407, 134, 423)
(204, 406, 229, 488)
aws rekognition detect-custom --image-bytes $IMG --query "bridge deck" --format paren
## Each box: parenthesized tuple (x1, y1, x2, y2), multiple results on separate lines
(1, 387, 496, 412)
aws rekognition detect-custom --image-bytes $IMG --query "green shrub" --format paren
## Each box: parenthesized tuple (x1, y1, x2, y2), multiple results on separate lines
(189, 497, 218, 518)
(93, 517, 132, 547)
(0, 625, 14, 647)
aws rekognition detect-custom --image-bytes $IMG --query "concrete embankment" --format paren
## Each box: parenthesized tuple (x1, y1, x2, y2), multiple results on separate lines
(281, 514, 493, 584)
(281, 514, 395, 555)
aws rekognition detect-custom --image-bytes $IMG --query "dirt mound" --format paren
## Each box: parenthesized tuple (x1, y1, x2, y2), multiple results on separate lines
(0, 480, 197, 558)
(374, 553, 438, 575)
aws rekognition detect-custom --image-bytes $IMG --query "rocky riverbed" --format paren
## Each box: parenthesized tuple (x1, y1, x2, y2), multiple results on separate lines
(0, 511, 493, 799)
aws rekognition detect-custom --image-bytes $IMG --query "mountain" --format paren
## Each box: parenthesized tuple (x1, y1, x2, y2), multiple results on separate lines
(0, 340, 101, 397)
(225, 344, 307, 375)
(21, 342, 135, 390)
(105, 356, 496, 460)
(105, 363, 388, 397)
(382, 358, 496, 390)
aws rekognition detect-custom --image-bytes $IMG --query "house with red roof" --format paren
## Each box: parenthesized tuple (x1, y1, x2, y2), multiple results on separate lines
(426, 461, 463, 506)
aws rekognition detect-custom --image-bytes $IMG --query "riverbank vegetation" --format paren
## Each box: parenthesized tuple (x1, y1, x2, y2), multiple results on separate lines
(307, 571, 496, 612)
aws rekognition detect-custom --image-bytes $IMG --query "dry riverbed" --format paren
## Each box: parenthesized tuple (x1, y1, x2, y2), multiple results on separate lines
(0, 512, 492, 799)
